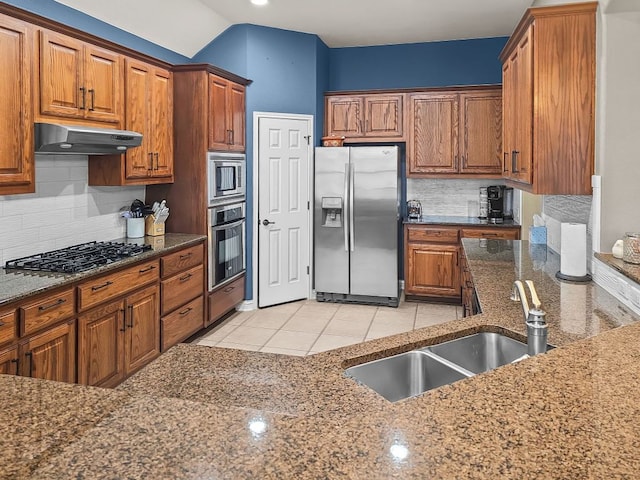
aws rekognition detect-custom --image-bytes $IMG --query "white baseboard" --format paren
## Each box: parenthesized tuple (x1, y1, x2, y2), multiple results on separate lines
(237, 300, 256, 311)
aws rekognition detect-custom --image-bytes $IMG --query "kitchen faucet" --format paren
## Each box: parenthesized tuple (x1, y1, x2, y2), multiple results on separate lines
(511, 280, 548, 356)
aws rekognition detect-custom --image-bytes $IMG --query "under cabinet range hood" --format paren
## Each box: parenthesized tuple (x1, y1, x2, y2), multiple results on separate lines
(34, 123, 143, 155)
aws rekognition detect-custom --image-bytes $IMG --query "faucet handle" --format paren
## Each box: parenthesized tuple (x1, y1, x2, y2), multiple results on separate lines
(525, 280, 542, 310)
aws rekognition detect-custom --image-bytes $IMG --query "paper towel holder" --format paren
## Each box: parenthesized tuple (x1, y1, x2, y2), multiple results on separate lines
(555, 271, 592, 283)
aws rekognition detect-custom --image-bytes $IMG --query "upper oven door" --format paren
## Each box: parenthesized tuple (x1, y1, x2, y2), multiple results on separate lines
(207, 152, 246, 206)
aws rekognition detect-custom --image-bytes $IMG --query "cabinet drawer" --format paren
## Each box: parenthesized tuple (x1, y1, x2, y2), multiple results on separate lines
(461, 228, 520, 240)
(161, 295, 204, 351)
(208, 275, 244, 325)
(0, 310, 17, 346)
(20, 288, 75, 337)
(78, 260, 159, 312)
(407, 227, 459, 243)
(161, 244, 204, 279)
(161, 265, 204, 315)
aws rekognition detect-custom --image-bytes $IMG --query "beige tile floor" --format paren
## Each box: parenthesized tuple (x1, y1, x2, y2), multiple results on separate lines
(190, 298, 461, 356)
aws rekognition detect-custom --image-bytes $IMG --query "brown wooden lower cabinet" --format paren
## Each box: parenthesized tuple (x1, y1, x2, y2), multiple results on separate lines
(404, 224, 520, 303)
(207, 274, 245, 327)
(78, 284, 159, 387)
(19, 318, 76, 383)
(0, 345, 18, 375)
(161, 295, 204, 351)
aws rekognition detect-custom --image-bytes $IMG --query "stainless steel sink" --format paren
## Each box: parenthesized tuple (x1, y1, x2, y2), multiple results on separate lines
(345, 332, 554, 402)
(344, 350, 470, 402)
(422, 332, 532, 374)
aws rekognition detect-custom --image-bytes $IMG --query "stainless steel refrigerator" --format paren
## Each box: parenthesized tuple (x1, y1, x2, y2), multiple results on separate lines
(314, 146, 400, 307)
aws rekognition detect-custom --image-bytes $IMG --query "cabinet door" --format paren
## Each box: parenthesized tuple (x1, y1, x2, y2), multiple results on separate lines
(325, 96, 364, 137)
(512, 27, 533, 185)
(406, 244, 460, 298)
(0, 14, 33, 195)
(459, 90, 502, 174)
(408, 93, 459, 175)
(124, 285, 160, 374)
(39, 30, 84, 119)
(0, 345, 19, 376)
(364, 94, 403, 137)
(150, 67, 173, 177)
(84, 45, 122, 124)
(208, 75, 230, 150)
(20, 319, 76, 383)
(228, 82, 246, 151)
(78, 300, 125, 387)
(124, 59, 152, 179)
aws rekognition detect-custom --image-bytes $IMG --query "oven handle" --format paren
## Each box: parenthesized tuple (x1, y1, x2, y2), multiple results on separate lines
(211, 218, 245, 231)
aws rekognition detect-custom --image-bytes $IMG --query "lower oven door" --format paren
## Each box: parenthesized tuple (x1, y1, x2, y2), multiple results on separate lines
(208, 216, 246, 290)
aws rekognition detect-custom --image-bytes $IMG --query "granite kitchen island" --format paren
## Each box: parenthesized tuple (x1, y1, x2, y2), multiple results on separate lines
(2, 240, 640, 479)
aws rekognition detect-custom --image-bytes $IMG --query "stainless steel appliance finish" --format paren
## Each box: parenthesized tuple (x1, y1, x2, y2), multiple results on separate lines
(35, 123, 142, 155)
(345, 350, 469, 403)
(207, 152, 246, 206)
(314, 146, 400, 307)
(208, 201, 246, 290)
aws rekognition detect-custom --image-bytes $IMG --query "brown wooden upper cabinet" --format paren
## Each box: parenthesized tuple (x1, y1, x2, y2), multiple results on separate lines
(0, 13, 34, 195)
(324, 93, 404, 141)
(407, 87, 502, 177)
(38, 29, 123, 126)
(123, 59, 173, 182)
(88, 59, 173, 186)
(209, 74, 245, 152)
(500, 3, 596, 194)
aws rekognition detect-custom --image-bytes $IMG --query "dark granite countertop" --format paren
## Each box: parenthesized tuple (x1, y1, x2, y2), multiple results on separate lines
(0, 233, 206, 307)
(3, 240, 640, 478)
(404, 215, 520, 228)
(595, 252, 640, 284)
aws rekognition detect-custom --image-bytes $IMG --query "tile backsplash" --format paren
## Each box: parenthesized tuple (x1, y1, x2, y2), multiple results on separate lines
(407, 178, 506, 217)
(0, 155, 145, 266)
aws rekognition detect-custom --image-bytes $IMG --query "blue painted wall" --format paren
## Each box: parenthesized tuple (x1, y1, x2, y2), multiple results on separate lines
(4, 0, 189, 63)
(194, 24, 330, 299)
(329, 37, 508, 91)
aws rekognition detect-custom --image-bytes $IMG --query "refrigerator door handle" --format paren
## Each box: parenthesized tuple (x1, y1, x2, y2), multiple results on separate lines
(344, 163, 349, 252)
(349, 163, 355, 251)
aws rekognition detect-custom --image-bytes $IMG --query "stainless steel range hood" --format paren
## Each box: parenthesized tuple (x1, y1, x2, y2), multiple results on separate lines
(35, 123, 143, 155)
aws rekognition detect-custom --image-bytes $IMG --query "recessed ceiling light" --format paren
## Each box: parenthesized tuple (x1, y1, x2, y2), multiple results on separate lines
(251, 0, 269, 5)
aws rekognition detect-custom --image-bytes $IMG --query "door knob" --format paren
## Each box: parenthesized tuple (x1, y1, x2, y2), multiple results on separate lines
(262, 219, 275, 226)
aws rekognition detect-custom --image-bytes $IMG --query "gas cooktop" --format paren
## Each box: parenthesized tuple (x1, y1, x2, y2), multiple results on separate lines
(4, 241, 152, 274)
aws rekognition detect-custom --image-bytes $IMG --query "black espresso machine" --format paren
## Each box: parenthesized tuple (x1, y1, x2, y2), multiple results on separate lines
(486, 185, 513, 224)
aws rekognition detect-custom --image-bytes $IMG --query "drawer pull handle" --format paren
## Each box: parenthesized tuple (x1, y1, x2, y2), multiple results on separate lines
(223, 286, 235, 293)
(139, 265, 156, 273)
(179, 273, 193, 282)
(91, 281, 113, 291)
(179, 253, 193, 259)
(127, 305, 134, 328)
(119, 309, 126, 332)
(25, 352, 33, 377)
(482, 233, 498, 237)
(11, 358, 18, 376)
(38, 298, 66, 311)
(179, 307, 193, 316)
(0, 321, 5, 327)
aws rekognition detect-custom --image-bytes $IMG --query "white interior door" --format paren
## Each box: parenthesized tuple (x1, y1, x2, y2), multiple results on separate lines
(257, 116, 311, 307)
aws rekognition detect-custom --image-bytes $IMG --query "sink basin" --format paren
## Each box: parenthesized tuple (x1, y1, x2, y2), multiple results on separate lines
(345, 332, 555, 402)
(423, 332, 552, 374)
(345, 350, 470, 402)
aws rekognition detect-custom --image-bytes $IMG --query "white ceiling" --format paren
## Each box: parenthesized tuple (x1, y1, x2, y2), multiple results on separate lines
(55, 0, 535, 57)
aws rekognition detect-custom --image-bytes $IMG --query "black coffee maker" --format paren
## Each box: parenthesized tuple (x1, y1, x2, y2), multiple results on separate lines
(486, 185, 513, 224)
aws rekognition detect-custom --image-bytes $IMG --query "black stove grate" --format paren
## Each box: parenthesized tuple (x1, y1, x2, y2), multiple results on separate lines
(4, 241, 152, 274)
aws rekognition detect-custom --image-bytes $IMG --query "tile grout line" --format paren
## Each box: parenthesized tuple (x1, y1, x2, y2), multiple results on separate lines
(305, 302, 341, 355)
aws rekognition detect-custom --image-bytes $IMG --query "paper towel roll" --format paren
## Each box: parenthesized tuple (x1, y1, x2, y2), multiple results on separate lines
(560, 223, 587, 277)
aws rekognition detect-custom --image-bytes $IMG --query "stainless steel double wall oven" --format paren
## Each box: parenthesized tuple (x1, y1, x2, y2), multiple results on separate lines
(207, 152, 246, 291)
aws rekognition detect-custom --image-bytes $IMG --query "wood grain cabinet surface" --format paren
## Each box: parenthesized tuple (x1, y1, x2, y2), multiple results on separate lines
(407, 87, 502, 177)
(38, 29, 123, 126)
(19, 318, 76, 383)
(209, 73, 246, 152)
(500, 3, 596, 194)
(324, 93, 404, 141)
(0, 13, 34, 195)
(88, 59, 173, 186)
(405, 224, 521, 302)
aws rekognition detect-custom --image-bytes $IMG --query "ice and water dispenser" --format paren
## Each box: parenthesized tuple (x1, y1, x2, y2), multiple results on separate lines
(320, 197, 343, 228)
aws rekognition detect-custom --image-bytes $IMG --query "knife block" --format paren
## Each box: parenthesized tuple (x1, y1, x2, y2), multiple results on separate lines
(145, 216, 165, 236)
